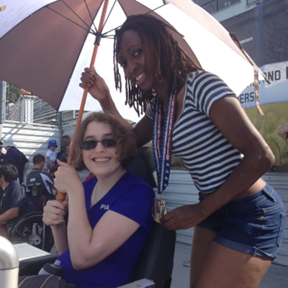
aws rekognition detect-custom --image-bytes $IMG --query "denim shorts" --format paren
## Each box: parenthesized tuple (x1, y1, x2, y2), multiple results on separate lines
(197, 184, 286, 260)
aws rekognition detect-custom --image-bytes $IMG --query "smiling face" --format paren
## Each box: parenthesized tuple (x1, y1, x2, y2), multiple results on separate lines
(117, 30, 158, 91)
(82, 121, 122, 178)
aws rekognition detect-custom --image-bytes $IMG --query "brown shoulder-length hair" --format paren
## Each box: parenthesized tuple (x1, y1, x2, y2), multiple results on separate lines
(73, 112, 137, 171)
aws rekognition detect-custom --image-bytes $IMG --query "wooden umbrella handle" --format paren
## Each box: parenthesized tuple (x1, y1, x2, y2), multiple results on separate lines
(56, 0, 110, 202)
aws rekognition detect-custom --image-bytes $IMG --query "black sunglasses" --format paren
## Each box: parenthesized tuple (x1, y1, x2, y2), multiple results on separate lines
(81, 138, 117, 150)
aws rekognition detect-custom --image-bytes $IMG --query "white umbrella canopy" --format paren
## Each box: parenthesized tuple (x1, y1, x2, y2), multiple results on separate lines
(0, 0, 263, 122)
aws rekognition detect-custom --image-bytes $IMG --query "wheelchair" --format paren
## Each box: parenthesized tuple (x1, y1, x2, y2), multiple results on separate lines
(16, 152, 176, 287)
(7, 211, 54, 252)
(6, 184, 55, 252)
(18, 222, 176, 288)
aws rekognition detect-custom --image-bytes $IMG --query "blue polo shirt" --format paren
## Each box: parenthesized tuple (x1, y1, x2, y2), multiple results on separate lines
(58, 171, 155, 288)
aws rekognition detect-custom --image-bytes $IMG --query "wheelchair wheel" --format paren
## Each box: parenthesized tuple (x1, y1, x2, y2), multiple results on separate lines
(9, 211, 54, 252)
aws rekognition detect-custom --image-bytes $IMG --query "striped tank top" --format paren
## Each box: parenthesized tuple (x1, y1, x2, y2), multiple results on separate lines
(146, 71, 243, 193)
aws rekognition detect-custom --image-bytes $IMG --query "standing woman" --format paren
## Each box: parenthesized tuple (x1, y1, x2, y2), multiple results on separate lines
(80, 15, 286, 288)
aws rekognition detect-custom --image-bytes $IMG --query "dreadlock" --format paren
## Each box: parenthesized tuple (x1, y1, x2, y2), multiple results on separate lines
(113, 14, 202, 116)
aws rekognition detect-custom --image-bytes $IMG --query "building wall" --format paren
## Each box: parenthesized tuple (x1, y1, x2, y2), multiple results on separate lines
(1, 121, 61, 171)
(195, 0, 260, 22)
(213, 0, 251, 22)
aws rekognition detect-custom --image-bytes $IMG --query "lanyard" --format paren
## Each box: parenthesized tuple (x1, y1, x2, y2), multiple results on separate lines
(152, 90, 177, 195)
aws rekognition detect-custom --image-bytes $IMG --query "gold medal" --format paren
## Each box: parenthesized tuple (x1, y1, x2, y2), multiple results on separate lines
(152, 196, 167, 223)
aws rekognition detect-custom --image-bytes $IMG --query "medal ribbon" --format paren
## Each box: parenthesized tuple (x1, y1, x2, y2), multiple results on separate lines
(152, 90, 177, 195)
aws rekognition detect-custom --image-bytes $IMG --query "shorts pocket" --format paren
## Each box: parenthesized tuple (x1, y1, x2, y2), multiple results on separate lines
(277, 212, 286, 247)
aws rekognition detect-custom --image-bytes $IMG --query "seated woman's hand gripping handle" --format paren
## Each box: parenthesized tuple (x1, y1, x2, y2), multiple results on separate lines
(43, 200, 69, 255)
(43, 112, 154, 288)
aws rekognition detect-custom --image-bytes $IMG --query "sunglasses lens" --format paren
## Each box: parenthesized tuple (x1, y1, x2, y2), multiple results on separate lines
(102, 138, 117, 147)
(81, 140, 96, 150)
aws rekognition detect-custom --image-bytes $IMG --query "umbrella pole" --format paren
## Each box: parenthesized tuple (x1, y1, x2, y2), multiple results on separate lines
(57, 0, 110, 203)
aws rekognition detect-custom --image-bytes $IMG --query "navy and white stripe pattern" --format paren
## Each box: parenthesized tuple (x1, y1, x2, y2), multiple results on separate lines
(146, 71, 243, 193)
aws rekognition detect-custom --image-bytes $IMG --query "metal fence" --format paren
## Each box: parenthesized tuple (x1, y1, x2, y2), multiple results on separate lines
(4, 82, 59, 126)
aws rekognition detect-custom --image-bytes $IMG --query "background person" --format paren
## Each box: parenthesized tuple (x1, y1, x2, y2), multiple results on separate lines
(46, 140, 58, 169)
(0, 140, 5, 164)
(26, 154, 55, 211)
(43, 112, 154, 288)
(0, 163, 25, 234)
(57, 135, 71, 163)
(0, 141, 5, 204)
(263, 111, 288, 169)
(277, 123, 288, 140)
(0, 139, 29, 184)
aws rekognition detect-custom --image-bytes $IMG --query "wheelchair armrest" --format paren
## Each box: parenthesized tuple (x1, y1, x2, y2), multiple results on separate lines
(119, 279, 155, 288)
(19, 254, 59, 276)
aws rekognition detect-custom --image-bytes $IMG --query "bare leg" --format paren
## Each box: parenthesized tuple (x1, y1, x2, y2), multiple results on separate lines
(193, 242, 271, 288)
(190, 226, 217, 288)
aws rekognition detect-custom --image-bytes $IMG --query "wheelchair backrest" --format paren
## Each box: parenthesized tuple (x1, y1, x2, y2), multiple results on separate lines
(26, 182, 49, 211)
(131, 222, 176, 288)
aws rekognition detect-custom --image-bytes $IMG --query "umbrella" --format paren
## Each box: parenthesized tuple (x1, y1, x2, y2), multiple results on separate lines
(0, 0, 265, 201)
(0, 0, 265, 114)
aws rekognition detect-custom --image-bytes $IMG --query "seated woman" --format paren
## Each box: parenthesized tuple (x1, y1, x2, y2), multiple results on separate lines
(43, 112, 155, 288)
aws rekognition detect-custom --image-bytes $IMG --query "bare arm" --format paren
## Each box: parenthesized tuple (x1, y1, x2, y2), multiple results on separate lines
(201, 95, 275, 214)
(80, 67, 152, 147)
(0, 207, 19, 222)
(46, 157, 54, 167)
(23, 161, 29, 174)
(51, 223, 68, 255)
(43, 200, 68, 255)
(23, 161, 29, 180)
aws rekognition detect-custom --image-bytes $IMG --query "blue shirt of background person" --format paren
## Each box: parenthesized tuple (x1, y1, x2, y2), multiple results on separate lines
(0, 139, 29, 184)
(46, 140, 58, 169)
(43, 112, 155, 288)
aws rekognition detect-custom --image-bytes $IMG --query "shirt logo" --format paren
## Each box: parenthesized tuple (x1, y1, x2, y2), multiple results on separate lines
(100, 204, 109, 210)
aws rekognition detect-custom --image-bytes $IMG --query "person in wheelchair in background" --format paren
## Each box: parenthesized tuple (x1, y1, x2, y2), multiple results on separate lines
(0, 162, 26, 237)
(26, 154, 55, 211)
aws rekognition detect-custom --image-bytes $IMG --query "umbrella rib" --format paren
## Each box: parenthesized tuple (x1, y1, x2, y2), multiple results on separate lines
(47, 7, 93, 34)
(61, 0, 96, 34)
(102, 2, 167, 36)
(83, 0, 98, 33)
(101, 0, 118, 33)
